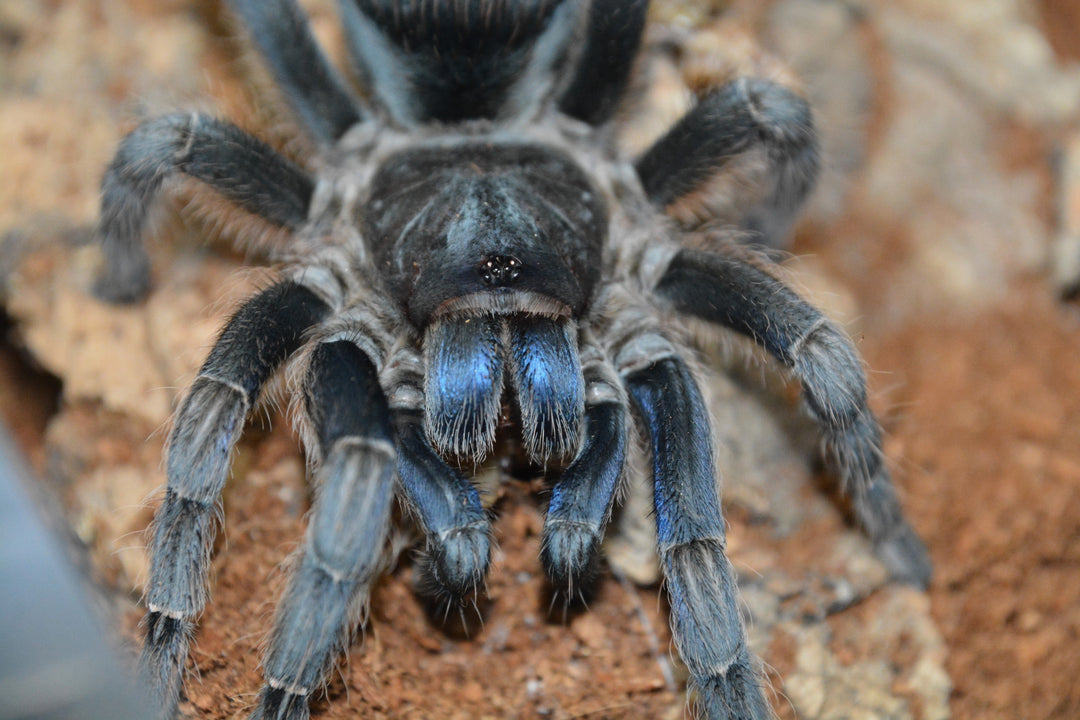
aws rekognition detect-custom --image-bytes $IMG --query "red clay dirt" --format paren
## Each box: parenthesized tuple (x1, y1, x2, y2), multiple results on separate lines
(2, 1, 1080, 719)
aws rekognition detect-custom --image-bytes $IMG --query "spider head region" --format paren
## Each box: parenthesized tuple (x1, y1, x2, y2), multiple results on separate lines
(363, 142, 607, 328)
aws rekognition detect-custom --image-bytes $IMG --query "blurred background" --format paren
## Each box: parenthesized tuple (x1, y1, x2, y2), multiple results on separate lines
(1, 1, 1078, 718)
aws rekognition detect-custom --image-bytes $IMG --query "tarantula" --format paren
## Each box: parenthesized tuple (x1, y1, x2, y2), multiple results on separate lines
(94, 1, 931, 718)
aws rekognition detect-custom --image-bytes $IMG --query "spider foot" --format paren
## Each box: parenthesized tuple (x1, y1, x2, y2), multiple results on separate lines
(540, 518, 602, 597)
(875, 521, 932, 590)
(691, 649, 773, 720)
(93, 245, 151, 303)
(250, 685, 310, 720)
(139, 610, 191, 720)
(418, 522, 492, 599)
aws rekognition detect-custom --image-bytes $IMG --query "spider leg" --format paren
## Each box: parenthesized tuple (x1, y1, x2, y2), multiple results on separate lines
(654, 248, 932, 587)
(623, 351, 770, 720)
(378, 340, 492, 600)
(96, 114, 314, 302)
(422, 315, 505, 462)
(141, 281, 330, 719)
(252, 339, 396, 720)
(336, 0, 423, 123)
(635, 78, 820, 247)
(395, 413, 492, 600)
(541, 339, 627, 596)
(228, 0, 364, 143)
(558, 0, 650, 125)
(507, 316, 585, 463)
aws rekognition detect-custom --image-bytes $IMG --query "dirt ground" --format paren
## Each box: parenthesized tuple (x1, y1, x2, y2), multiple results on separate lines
(867, 287, 1080, 719)
(2, 1, 1080, 719)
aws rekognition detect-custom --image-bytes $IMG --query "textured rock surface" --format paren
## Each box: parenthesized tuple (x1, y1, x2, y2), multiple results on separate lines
(2, 1, 1080, 719)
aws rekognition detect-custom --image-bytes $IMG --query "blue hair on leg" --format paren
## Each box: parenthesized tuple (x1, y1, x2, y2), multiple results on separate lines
(541, 401, 625, 594)
(507, 316, 584, 462)
(625, 357, 771, 720)
(395, 412, 491, 599)
(424, 315, 505, 461)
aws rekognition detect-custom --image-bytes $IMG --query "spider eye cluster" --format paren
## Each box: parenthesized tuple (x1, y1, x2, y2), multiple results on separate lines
(478, 254, 522, 287)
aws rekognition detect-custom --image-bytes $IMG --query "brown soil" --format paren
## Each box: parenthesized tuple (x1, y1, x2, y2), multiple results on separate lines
(1039, 0, 1080, 63)
(868, 286, 1080, 719)
(3, 1, 1080, 719)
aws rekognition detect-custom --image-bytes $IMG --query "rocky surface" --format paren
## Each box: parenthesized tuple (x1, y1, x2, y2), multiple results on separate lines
(2, 1, 1079, 719)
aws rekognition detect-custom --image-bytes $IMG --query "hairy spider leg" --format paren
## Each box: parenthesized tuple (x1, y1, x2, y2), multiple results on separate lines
(253, 340, 396, 720)
(540, 338, 628, 597)
(229, 0, 364, 143)
(506, 316, 585, 462)
(336, 0, 416, 124)
(423, 315, 505, 462)
(385, 342, 493, 602)
(655, 248, 932, 587)
(557, 0, 649, 125)
(395, 413, 493, 600)
(635, 78, 821, 248)
(96, 114, 314, 302)
(142, 281, 330, 718)
(624, 353, 771, 720)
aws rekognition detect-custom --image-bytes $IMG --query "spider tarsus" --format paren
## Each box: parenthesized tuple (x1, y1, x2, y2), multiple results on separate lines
(540, 519, 602, 596)
(691, 655, 773, 720)
(251, 685, 310, 720)
(94, 211, 156, 305)
(875, 524, 933, 590)
(92, 245, 151, 303)
(140, 610, 191, 720)
(419, 524, 493, 600)
(417, 577, 488, 639)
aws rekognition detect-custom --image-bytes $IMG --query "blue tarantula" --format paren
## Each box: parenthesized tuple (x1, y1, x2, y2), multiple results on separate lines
(95, 1, 931, 718)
